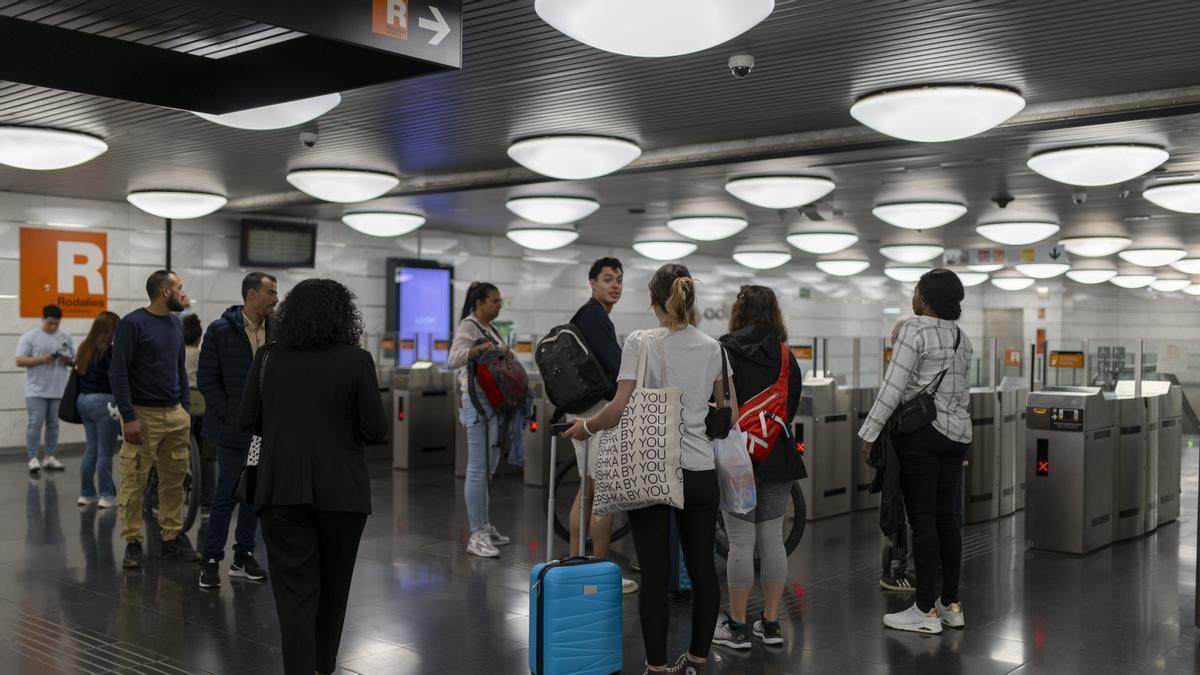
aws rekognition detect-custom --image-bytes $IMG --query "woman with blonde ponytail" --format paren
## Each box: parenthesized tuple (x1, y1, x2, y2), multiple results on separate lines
(563, 263, 736, 674)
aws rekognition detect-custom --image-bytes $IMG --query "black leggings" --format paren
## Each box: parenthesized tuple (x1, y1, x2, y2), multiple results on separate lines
(895, 425, 968, 612)
(628, 469, 720, 667)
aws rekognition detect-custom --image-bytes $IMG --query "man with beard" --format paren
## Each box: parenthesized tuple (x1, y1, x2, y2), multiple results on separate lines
(112, 270, 201, 569)
(197, 272, 278, 589)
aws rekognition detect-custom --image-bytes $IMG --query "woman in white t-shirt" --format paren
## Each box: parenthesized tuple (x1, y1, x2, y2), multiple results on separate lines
(563, 263, 736, 675)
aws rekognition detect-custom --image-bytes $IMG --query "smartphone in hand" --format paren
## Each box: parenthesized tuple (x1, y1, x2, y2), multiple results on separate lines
(550, 422, 572, 434)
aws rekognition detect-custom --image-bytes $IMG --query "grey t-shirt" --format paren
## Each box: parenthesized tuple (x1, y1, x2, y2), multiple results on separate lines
(16, 328, 75, 398)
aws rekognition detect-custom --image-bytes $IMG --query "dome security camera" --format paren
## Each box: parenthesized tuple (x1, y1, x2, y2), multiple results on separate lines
(728, 54, 755, 79)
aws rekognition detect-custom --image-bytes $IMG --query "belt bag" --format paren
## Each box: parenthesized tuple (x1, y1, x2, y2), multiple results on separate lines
(888, 327, 960, 436)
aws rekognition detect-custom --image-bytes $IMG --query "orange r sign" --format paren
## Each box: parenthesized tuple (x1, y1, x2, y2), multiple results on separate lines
(372, 0, 409, 39)
(20, 227, 107, 318)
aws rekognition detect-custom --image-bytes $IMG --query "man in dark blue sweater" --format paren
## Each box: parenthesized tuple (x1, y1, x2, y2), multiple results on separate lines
(567, 257, 638, 593)
(197, 272, 278, 590)
(112, 270, 200, 569)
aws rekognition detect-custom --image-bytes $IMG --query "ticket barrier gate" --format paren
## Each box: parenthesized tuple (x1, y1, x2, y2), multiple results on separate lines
(794, 378, 852, 520)
(392, 368, 456, 470)
(1110, 392, 1157, 542)
(1116, 381, 1183, 527)
(1024, 388, 1115, 554)
(848, 387, 880, 511)
(965, 388, 1000, 524)
(999, 387, 1027, 516)
(453, 375, 555, 486)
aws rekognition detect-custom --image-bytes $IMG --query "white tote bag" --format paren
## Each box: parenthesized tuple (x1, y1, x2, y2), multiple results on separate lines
(591, 333, 686, 516)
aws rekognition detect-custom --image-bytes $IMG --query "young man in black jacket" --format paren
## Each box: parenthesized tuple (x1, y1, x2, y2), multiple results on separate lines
(196, 272, 278, 589)
(568, 258, 638, 593)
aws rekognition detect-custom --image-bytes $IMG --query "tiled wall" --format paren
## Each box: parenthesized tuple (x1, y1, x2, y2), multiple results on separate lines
(3, 190, 1198, 450)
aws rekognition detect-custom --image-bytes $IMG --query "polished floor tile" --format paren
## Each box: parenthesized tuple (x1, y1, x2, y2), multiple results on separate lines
(0, 441, 1196, 674)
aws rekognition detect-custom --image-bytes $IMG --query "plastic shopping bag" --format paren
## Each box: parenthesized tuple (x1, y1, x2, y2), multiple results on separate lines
(714, 429, 757, 514)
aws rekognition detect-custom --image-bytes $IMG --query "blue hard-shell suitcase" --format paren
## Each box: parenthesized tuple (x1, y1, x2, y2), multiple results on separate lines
(529, 428, 622, 675)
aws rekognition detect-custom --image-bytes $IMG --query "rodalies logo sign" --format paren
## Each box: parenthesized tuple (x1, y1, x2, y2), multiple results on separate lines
(20, 227, 107, 318)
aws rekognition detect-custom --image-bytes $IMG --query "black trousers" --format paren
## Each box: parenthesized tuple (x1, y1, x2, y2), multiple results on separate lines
(628, 469, 720, 667)
(259, 505, 367, 675)
(895, 424, 968, 612)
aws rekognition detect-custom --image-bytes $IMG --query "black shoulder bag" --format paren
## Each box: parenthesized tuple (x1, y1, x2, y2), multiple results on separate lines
(705, 347, 733, 439)
(232, 348, 269, 505)
(887, 327, 960, 437)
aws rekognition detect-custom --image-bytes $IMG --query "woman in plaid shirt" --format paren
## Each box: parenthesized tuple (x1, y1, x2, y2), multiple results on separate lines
(859, 269, 973, 635)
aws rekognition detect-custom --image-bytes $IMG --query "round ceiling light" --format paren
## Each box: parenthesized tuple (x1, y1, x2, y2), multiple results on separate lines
(733, 247, 792, 270)
(1015, 263, 1070, 279)
(991, 273, 1036, 291)
(507, 135, 641, 179)
(872, 202, 967, 230)
(1027, 144, 1169, 186)
(968, 264, 1005, 273)
(632, 239, 697, 261)
(1065, 268, 1118, 285)
(534, 0, 774, 58)
(286, 169, 398, 203)
(666, 216, 748, 241)
(1143, 182, 1200, 214)
(786, 231, 859, 255)
(976, 221, 1060, 246)
(1110, 274, 1156, 289)
(1059, 236, 1133, 258)
(724, 176, 836, 209)
(192, 93, 341, 130)
(1151, 278, 1191, 293)
(1169, 258, 1200, 275)
(342, 212, 425, 237)
(849, 85, 1025, 142)
(956, 271, 990, 287)
(0, 126, 108, 170)
(505, 196, 599, 225)
(506, 224, 579, 250)
(816, 259, 870, 277)
(880, 244, 945, 264)
(1117, 248, 1186, 268)
(1184, 284, 1200, 296)
(883, 266, 932, 283)
(126, 191, 227, 219)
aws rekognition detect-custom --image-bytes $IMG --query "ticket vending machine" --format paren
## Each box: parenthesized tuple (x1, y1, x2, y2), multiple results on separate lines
(392, 367, 457, 470)
(794, 378, 852, 520)
(965, 388, 1001, 524)
(1024, 388, 1116, 554)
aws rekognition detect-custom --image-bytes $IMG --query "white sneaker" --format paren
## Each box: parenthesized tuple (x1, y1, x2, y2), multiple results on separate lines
(883, 603, 942, 634)
(466, 530, 500, 558)
(28, 457, 41, 474)
(935, 598, 964, 629)
(711, 613, 751, 650)
(77, 496, 98, 506)
(42, 456, 65, 471)
(622, 577, 639, 594)
(484, 523, 510, 546)
(98, 496, 117, 509)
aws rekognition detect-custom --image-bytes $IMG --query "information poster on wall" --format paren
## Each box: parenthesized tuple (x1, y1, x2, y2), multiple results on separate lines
(20, 227, 107, 318)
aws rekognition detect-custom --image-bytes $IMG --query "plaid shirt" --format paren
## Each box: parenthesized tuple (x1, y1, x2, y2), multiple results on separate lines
(859, 316, 973, 444)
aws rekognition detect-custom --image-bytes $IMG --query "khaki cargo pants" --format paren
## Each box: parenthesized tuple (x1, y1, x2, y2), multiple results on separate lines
(117, 404, 191, 543)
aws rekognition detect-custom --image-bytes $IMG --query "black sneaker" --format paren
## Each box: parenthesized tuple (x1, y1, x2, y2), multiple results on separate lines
(880, 571, 917, 592)
(753, 616, 784, 646)
(230, 554, 268, 582)
(123, 541, 143, 569)
(712, 614, 751, 650)
(198, 559, 221, 589)
(160, 534, 201, 562)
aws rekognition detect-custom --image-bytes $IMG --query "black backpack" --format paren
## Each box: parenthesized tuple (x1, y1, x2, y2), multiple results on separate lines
(535, 324, 612, 415)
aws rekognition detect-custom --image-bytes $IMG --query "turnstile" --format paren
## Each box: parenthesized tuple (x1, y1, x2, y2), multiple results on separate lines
(392, 368, 457, 470)
(521, 377, 555, 486)
(1110, 391, 1158, 542)
(848, 386, 880, 511)
(965, 388, 1000, 524)
(794, 378, 852, 520)
(1025, 387, 1115, 554)
(1155, 384, 1183, 525)
(998, 387, 1027, 516)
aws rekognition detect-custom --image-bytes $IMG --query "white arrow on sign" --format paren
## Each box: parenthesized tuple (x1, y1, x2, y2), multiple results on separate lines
(418, 6, 451, 46)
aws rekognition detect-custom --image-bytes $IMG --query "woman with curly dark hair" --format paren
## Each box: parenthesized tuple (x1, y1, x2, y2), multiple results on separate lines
(239, 279, 387, 675)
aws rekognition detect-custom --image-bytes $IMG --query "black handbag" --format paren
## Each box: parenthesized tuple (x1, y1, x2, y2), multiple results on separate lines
(231, 349, 269, 505)
(706, 347, 733, 439)
(887, 327, 960, 437)
(58, 369, 82, 424)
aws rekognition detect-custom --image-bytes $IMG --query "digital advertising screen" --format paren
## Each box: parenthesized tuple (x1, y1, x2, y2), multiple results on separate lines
(386, 259, 453, 367)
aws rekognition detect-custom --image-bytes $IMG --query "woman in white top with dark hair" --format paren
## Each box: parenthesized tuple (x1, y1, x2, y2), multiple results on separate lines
(563, 263, 736, 675)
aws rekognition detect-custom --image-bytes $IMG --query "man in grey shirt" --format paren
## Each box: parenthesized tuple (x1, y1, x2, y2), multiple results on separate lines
(15, 304, 75, 474)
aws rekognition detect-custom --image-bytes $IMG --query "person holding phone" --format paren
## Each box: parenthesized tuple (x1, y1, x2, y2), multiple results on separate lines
(15, 304, 74, 475)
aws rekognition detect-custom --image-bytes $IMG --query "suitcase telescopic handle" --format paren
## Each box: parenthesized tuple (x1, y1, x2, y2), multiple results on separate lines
(546, 422, 573, 562)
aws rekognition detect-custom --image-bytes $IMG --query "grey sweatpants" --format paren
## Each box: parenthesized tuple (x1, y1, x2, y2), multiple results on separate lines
(723, 480, 793, 588)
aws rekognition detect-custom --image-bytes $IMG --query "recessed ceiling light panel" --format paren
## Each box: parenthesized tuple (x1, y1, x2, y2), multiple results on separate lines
(1110, 274, 1156, 289)
(342, 212, 426, 237)
(786, 231, 859, 255)
(506, 224, 579, 250)
(192, 93, 341, 130)
(849, 85, 1025, 142)
(126, 191, 227, 219)
(883, 266, 932, 282)
(1015, 262, 1069, 279)
(1117, 248, 1186, 267)
(872, 202, 967, 230)
(1183, 284, 1200, 296)
(666, 216, 748, 241)
(879, 244, 945, 264)
(956, 271, 989, 287)
(1169, 258, 1200, 275)
(1143, 182, 1200, 213)
(967, 264, 1004, 273)
(1065, 268, 1118, 285)
(991, 276, 1036, 291)
(976, 221, 1060, 246)
(1027, 144, 1169, 186)
(1151, 278, 1191, 292)
(286, 169, 398, 203)
(632, 239, 698, 261)
(733, 248, 792, 270)
(505, 196, 599, 225)
(1059, 236, 1133, 258)
(0, 126, 108, 170)
(725, 176, 835, 209)
(507, 135, 641, 179)
(816, 259, 870, 277)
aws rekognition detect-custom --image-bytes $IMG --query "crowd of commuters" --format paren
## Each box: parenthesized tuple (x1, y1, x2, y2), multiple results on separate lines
(18, 260, 972, 674)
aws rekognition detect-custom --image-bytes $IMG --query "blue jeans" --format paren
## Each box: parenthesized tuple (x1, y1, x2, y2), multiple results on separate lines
(202, 442, 258, 562)
(25, 397, 61, 460)
(77, 393, 118, 498)
(460, 397, 502, 533)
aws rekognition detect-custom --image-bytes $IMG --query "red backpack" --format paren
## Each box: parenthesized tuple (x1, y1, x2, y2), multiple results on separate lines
(466, 319, 530, 415)
(736, 343, 792, 463)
